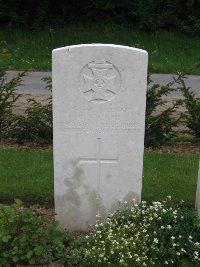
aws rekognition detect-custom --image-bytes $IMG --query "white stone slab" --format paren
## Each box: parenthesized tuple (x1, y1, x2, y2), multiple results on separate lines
(195, 161, 200, 216)
(53, 44, 148, 231)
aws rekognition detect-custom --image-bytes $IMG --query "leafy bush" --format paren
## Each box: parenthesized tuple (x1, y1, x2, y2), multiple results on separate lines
(0, 199, 89, 266)
(12, 76, 53, 144)
(0, 70, 25, 137)
(13, 98, 52, 144)
(145, 75, 182, 148)
(0, 200, 70, 266)
(178, 77, 200, 139)
(84, 198, 200, 267)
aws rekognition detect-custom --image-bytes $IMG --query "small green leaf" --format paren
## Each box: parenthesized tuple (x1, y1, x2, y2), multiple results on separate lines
(14, 199, 23, 206)
(13, 255, 19, 262)
(27, 250, 33, 259)
(2, 235, 11, 243)
(29, 257, 36, 265)
(34, 245, 44, 256)
(20, 236, 27, 243)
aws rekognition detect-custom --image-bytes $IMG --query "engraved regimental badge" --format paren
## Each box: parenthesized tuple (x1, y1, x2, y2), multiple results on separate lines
(79, 60, 121, 103)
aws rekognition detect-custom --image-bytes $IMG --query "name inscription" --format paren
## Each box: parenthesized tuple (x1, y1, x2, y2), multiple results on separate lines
(57, 106, 142, 133)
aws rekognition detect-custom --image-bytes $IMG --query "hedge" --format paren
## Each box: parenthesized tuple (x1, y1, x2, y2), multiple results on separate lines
(0, 0, 199, 33)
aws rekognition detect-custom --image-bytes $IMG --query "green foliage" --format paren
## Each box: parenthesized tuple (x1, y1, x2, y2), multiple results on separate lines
(0, 0, 199, 33)
(1, 198, 200, 266)
(0, 200, 71, 266)
(178, 77, 200, 139)
(145, 75, 182, 147)
(65, 235, 89, 266)
(11, 76, 53, 144)
(84, 198, 200, 267)
(0, 70, 24, 137)
(13, 98, 52, 144)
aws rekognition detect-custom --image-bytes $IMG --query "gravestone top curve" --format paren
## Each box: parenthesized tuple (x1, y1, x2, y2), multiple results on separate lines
(53, 43, 148, 54)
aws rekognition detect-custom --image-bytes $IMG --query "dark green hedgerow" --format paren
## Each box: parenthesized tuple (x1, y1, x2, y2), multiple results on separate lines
(0, 0, 199, 33)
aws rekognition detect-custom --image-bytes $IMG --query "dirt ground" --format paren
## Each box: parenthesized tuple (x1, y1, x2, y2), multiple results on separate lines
(1, 138, 200, 154)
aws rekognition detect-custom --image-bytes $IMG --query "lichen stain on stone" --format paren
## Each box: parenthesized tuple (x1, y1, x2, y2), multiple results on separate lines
(65, 189, 81, 206)
(56, 209, 80, 230)
(56, 158, 104, 230)
(62, 161, 85, 208)
(70, 158, 79, 166)
(55, 159, 85, 226)
(55, 193, 81, 229)
(64, 166, 84, 188)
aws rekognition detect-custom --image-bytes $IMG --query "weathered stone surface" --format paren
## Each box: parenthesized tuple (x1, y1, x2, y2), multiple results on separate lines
(53, 44, 148, 231)
(195, 161, 200, 216)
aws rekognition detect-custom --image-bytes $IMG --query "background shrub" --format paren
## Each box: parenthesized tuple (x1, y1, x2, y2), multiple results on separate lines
(0, 0, 199, 33)
(0, 72, 53, 144)
(0, 70, 24, 138)
(178, 77, 200, 139)
(13, 97, 52, 144)
(11, 76, 52, 144)
(145, 75, 182, 148)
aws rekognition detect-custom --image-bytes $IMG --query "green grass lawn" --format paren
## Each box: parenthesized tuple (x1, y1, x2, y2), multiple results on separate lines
(143, 152, 199, 203)
(0, 148, 54, 202)
(0, 148, 199, 205)
(0, 24, 200, 74)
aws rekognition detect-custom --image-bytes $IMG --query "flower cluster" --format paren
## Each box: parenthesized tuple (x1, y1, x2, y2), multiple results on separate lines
(84, 197, 200, 266)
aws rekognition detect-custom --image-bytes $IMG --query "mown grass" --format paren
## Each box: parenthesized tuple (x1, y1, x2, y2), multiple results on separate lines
(0, 148, 199, 205)
(0, 24, 200, 74)
(143, 152, 199, 203)
(0, 148, 53, 202)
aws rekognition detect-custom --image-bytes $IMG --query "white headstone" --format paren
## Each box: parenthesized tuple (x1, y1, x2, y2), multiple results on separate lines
(53, 44, 148, 231)
(195, 161, 200, 216)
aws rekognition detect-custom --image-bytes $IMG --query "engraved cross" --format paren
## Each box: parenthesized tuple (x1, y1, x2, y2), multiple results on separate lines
(79, 138, 118, 192)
